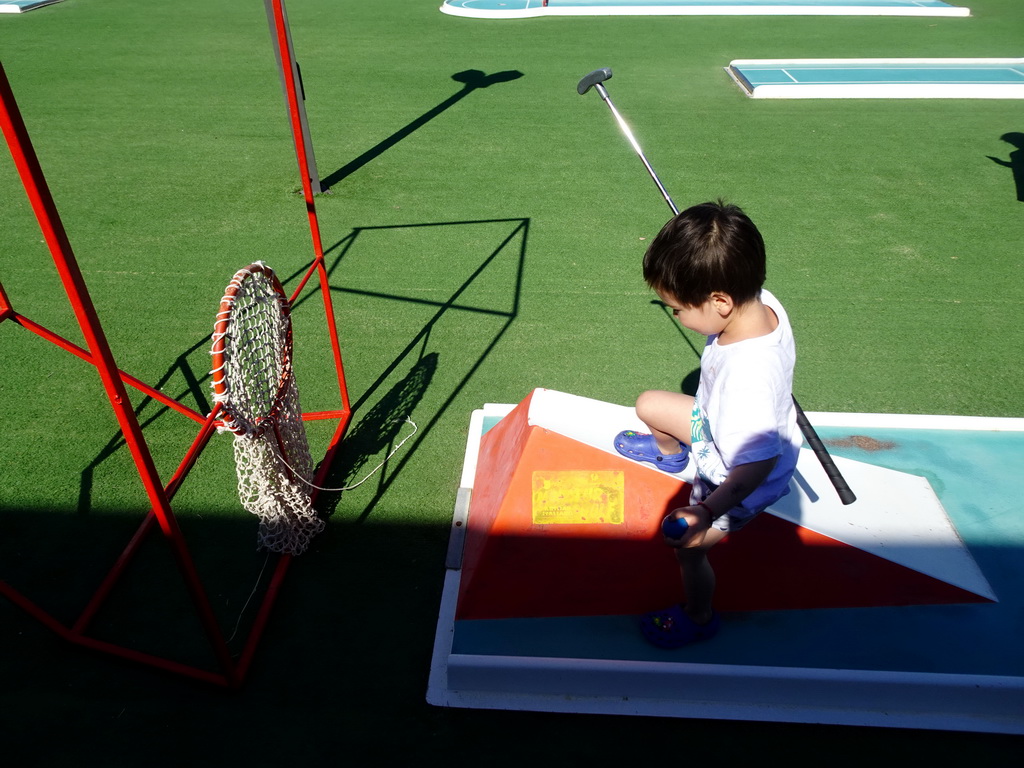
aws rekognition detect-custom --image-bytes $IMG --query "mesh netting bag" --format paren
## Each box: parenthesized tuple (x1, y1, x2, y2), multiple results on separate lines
(210, 262, 324, 555)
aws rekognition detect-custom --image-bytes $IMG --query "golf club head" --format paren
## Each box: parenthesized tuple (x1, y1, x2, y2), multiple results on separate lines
(577, 67, 612, 96)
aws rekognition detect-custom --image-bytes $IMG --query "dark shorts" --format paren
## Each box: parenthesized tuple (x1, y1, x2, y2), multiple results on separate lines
(690, 477, 762, 534)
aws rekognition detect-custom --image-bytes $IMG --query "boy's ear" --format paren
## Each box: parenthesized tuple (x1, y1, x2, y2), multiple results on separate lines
(709, 291, 734, 316)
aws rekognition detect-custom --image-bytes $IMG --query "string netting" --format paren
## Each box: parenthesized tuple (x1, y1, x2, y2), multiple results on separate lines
(210, 262, 324, 555)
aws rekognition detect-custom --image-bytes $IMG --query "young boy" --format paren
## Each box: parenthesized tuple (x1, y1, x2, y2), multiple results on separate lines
(614, 200, 801, 649)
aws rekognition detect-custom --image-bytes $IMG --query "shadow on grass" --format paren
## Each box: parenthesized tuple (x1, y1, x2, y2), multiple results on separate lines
(987, 131, 1024, 203)
(77, 338, 212, 516)
(313, 350, 438, 516)
(308, 217, 529, 520)
(0, 503, 452, 679)
(650, 298, 701, 395)
(319, 69, 524, 191)
(71, 216, 527, 527)
(2, 209, 528, 689)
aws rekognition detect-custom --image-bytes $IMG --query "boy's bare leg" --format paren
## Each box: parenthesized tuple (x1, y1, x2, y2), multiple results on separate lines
(635, 390, 695, 454)
(676, 527, 727, 625)
(636, 389, 724, 623)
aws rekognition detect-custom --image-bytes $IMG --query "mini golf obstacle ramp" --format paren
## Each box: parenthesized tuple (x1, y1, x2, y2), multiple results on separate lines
(0, 0, 65, 12)
(728, 58, 1024, 99)
(453, 389, 993, 620)
(428, 389, 1024, 734)
(440, 0, 970, 20)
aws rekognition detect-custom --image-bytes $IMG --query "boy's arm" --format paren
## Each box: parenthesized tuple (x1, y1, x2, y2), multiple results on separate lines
(665, 456, 778, 547)
(702, 455, 778, 518)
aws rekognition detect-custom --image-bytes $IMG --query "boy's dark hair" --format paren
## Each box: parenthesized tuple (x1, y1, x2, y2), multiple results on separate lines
(642, 200, 766, 307)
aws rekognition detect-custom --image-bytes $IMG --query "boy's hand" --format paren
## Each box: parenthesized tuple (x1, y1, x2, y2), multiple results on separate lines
(661, 505, 712, 548)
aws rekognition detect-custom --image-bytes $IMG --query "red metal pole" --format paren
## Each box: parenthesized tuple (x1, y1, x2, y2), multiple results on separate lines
(69, 633, 231, 687)
(269, 1, 324, 261)
(0, 581, 75, 639)
(73, 405, 222, 634)
(235, 554, 291, 680)
(286, 258, 320, 304)
(317, 258, 351, 413)
(1, 62, 237, 681)
(302, 409, 350, 421)
(3, 25, 354, 682)
(268, 1, 351, 415)
(72, 512, 159, 635)
(7, 310, 206, 423)
(0, 280, 14, 323)
(311, 408, 351, 489)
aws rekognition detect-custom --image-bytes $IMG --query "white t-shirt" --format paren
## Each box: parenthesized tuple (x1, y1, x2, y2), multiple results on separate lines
(689, 289, 801, 517)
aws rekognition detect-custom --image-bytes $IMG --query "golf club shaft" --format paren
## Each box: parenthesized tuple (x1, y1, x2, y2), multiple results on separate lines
(593, 83, 679, 216)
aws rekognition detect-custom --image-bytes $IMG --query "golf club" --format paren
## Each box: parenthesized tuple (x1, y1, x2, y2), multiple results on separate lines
(578, 67, 856, 505)
(577, 68, 680, 215)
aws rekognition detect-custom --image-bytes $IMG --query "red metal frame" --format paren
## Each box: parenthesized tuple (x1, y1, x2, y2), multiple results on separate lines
(0, 2, 350, 688)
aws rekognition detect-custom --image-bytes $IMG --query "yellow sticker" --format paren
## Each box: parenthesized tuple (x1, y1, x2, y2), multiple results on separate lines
(531, 470, 624, 525)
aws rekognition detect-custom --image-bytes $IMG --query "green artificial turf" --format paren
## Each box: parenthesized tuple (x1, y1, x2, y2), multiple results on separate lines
(2, 0, 1023, 763)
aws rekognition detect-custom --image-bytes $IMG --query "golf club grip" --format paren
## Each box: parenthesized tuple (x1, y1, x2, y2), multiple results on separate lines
(793, 397, 856, 505)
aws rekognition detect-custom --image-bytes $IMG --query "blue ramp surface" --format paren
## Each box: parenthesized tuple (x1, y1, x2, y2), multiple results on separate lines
(728, 58, 1024, 99)
(440, 1, 970, 19)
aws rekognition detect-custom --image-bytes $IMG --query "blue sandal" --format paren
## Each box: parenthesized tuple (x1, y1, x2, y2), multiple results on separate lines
(614, 430, 689, 473)
(639, 604, 720, 649)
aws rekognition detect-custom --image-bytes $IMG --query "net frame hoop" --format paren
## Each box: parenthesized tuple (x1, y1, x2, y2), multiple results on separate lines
(210, 262, 295, 439)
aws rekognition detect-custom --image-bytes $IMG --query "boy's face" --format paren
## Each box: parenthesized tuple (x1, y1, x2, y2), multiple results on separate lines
(657, 288, 729, 337)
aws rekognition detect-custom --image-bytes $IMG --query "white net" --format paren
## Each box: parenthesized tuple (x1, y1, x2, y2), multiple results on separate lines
(210, 262, 324, 555)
